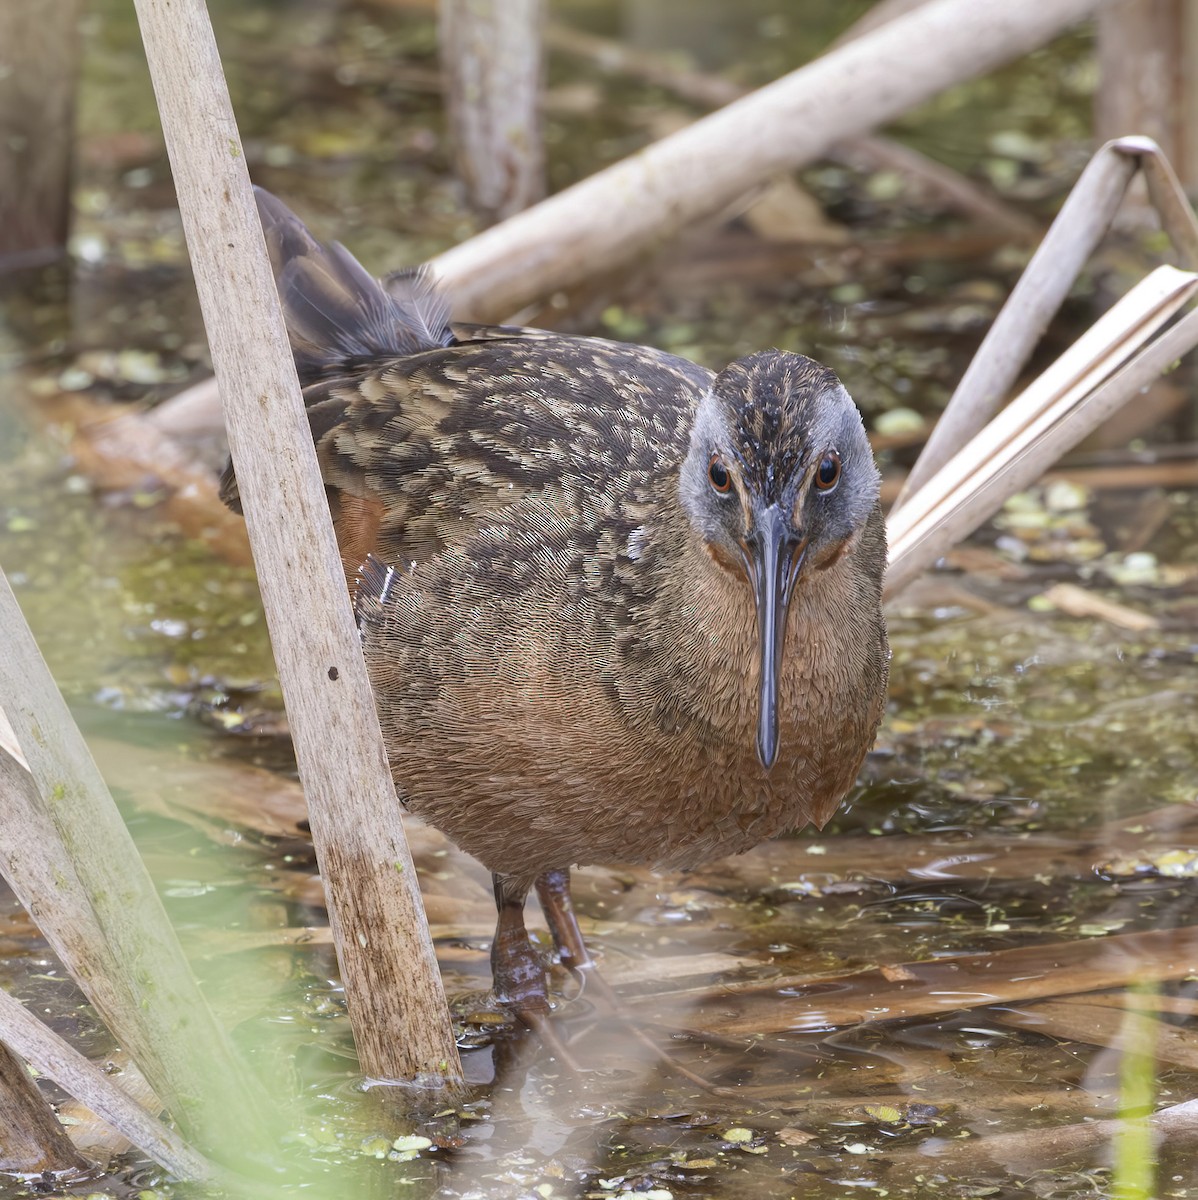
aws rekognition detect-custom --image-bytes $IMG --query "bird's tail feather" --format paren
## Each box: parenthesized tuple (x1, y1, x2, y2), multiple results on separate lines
(254, 187, 452, 387)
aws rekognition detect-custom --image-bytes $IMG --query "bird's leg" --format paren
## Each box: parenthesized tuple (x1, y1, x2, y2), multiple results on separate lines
(490, 873, 549, 1018)
(534, 868, 625, 1018)
(490, 872, 587, 1072)
(534, 868, 593, 975)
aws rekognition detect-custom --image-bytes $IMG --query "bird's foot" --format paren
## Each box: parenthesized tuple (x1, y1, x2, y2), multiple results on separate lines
(491, 927, 550, 1016)
(491, 872, 552, 1015)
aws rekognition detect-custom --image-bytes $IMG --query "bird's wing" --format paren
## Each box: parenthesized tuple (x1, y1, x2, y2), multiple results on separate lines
(222, 190, 714, 578)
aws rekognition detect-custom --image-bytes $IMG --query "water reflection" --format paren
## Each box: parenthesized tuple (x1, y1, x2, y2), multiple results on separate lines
(908, 852, 997, 880)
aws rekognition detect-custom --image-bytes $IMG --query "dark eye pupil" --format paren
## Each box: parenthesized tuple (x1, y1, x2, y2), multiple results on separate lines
(708, 459, 730, 491)
(818, 456, 839, 487)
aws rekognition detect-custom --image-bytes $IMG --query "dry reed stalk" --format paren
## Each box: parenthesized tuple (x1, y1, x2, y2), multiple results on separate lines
(0, 1038, 87, 1175)
(545, 22, 1039, 241)
(0, 0, 82, 268)
(439, 0, 545, 219)
(131, 0, 462, 1091)
(56, 1053, 160, 1164)
(896, 136, 1198, 505)
(0, 578, 267, 1151)
(1037, 582, 1159, 631)
(431, 0, 1113, 320)
(0, 985, 211, 1181)
(885, 300, 1198, 598)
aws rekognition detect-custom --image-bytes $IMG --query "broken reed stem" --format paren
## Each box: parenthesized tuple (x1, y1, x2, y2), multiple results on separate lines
(895, 141, 1139, 504)
(1139, 143, 1198, 265)
(884, 302, 1198, 599)
(0, 1037, 87, 1176)
(132, 0, 462, 1090)
(431, 0, 1113, 320)
(546, 23, 1039, 242)
(896, 136, 1198, 506)
(0, 986, 212, 1181)
(0, 574, 268, 1152)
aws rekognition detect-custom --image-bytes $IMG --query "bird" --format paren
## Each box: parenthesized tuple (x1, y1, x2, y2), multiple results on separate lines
(222, 188, 890, 1025)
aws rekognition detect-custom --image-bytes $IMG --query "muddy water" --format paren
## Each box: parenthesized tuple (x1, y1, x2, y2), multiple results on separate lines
(2, 2, 1198, 1198)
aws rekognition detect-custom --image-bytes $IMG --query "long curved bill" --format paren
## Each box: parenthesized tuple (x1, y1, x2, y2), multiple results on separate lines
(741, 504, 805, 770)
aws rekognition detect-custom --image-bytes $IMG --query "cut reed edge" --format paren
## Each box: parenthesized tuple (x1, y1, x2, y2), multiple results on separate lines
(892, 140, 1140, 506)
(888, 265, 1197, 547)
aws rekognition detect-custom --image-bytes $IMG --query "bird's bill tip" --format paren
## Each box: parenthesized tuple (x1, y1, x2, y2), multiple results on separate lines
(756, 701, 780, 770)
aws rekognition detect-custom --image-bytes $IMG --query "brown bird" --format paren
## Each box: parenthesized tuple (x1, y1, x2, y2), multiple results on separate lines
(222, 190, 889, 1022)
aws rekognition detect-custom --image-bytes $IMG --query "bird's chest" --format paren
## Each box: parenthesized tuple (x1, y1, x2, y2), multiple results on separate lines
(565, 581, 875, 866)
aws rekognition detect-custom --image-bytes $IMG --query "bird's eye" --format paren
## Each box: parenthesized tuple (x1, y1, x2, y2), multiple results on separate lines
(815, 452, 841, 492)
(708, 454, 732, 494)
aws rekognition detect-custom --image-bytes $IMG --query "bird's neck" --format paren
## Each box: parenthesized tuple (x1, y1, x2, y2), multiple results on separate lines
(628, 505, 879, 757)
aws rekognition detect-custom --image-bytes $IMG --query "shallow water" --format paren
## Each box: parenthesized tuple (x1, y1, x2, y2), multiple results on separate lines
(2, 2, 1198, 1198)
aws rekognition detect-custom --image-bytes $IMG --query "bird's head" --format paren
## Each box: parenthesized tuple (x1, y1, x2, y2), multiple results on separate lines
(679, 350, 880, 771)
